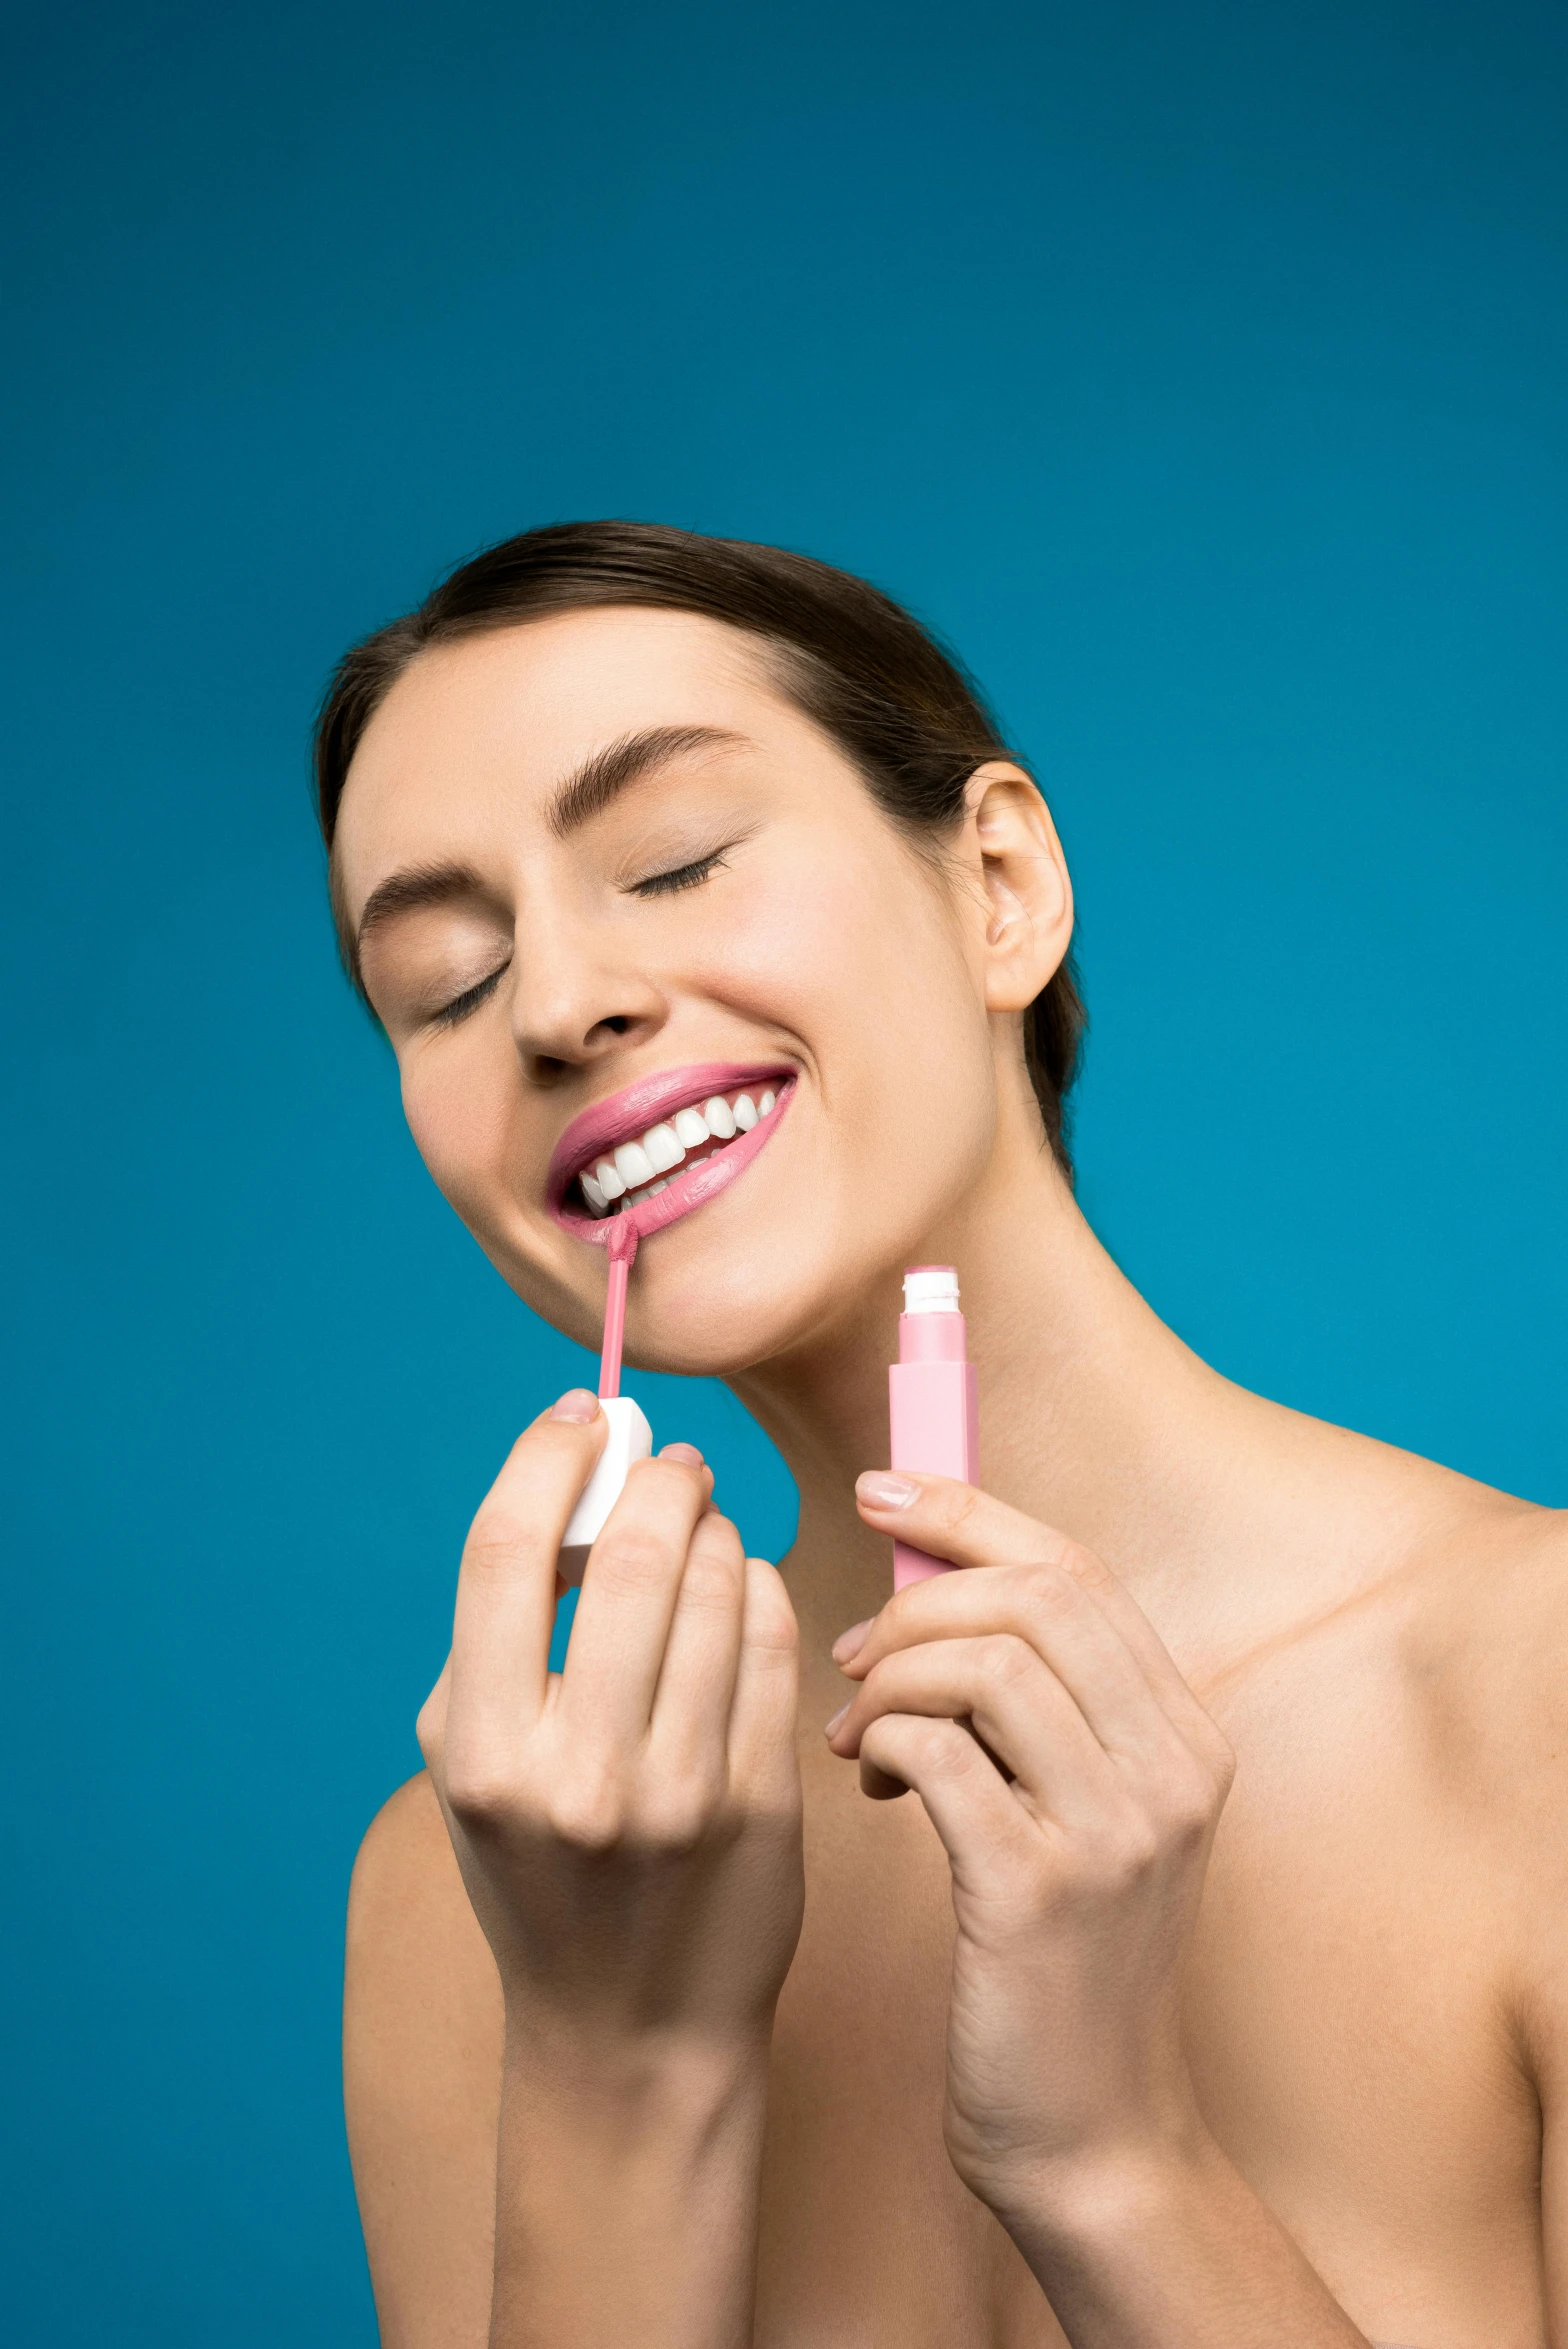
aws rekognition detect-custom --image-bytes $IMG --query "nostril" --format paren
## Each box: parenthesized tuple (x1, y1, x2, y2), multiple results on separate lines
(521, 1001, 654, 1082)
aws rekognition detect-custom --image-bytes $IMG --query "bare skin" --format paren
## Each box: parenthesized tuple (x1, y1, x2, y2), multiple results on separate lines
(335, 606, 1568, 2347)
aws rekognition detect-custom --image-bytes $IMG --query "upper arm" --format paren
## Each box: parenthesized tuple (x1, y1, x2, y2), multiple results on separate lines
(1482, 1515, 1568, 2334)
(1524, 1818, 1568, 2340)
(1525, 1783, 1568, 2341)
(344, 1770, 504, 2349)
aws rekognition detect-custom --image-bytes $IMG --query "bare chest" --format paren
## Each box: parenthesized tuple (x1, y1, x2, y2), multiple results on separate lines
(756, 1777, 1062, 2348)
(751, 1698, 1541, 2349)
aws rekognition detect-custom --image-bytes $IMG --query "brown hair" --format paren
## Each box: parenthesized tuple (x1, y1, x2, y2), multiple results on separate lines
(313, 520, 1085, 1174)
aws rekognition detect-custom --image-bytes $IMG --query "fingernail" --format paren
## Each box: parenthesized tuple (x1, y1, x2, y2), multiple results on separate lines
(824, 1701, 850, 1737)
(856, 1471, 917, 1510)
(660, 1442, 706, 1467)
(549, 1388, 600, 1423)
(831, 1618, 873, 1664)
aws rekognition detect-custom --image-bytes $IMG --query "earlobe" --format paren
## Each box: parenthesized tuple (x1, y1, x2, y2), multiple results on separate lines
(965, 765, 1074, 1012)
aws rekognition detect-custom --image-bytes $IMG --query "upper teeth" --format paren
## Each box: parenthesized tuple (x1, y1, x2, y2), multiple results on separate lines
(577, 1085, 781, 1215)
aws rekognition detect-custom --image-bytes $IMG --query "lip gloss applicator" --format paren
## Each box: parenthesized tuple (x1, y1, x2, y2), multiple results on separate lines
(888, 1265, 978, 1591)
(557, 1219, 653, 1585)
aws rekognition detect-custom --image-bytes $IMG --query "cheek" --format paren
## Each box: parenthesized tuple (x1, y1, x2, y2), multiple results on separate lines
(713, 833, 995, 1177)
(399, 1041, 520, 1230)
(708, 827, 948, 1031)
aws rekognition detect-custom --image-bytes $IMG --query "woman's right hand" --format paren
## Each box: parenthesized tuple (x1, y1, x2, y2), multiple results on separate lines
(416, 1388, 804, 2061)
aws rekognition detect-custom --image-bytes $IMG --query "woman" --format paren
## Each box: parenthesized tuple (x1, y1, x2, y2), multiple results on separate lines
(327, 522, 1564, 2347)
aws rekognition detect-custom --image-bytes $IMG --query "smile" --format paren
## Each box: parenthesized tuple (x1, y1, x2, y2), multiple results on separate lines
(548, 1061, 796, 1244)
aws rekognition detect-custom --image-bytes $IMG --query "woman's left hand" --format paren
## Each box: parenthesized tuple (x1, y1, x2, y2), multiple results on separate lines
(828, 1469, 1236, 2225)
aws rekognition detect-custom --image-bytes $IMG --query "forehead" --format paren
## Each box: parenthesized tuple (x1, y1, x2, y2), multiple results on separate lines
(335, 605, 791, 904)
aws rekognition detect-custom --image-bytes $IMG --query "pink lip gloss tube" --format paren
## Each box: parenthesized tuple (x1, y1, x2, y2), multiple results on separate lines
(888, 1265, 978, 1591)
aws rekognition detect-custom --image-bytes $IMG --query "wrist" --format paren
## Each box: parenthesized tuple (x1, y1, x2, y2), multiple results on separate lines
(492, 2020, 772, 2349)
(980, 2121, 1229, 2261)
(981, 2128, 1371, 2347)
(503, 2011, 772, 2147)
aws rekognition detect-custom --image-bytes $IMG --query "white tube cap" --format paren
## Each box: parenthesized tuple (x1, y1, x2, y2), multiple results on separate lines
(557, 1395, 653, 1586)
(903, 1265, 960, 1314)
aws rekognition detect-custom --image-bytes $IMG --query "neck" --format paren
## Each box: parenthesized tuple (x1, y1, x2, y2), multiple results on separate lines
(728, 1100, 1310, 1670)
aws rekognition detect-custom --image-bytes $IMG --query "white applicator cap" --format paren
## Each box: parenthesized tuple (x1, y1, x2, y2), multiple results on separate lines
(558, 1395, 653, 1586)
(903, 1264, 961, 1314)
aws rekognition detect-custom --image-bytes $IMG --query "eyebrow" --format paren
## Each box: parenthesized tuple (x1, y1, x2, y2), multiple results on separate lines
(354, 860, 492, 956)
(348, 725, 752, 980)
(545, 724, 750, 838)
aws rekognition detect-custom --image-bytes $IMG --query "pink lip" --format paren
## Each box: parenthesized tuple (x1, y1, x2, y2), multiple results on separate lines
(548, 1061, 798, 1246)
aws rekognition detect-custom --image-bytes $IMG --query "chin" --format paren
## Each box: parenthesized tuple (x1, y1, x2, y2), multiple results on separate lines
(484, 1128, 980, 1382)
(617, 1181, 960, 1381)
(618, 1216, 846, 1379)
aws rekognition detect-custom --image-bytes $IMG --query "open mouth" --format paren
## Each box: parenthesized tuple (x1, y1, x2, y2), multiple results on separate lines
(548, 1062, 797, 1244)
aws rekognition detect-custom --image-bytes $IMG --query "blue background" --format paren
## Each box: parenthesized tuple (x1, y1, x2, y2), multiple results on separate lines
(3, 1, 1563, 2336)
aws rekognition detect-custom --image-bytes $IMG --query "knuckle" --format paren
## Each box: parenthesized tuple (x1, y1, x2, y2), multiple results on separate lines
(1161, 1785, 1214, 1846)
(746, 1574, 800, 1657)
(944, 1481, 986, 1536)
(631, 1454, 705, 1500)
(635, 1772, 727, 1853)
(866, 1593, 910, 1654)
(1053, 1536, 1107, 1587)
(921, 1718, 973, 1774)
(976, 1632, 1033, 1690)
(867, 1713, 959, 1774)
(591, 1524, 677, 1593)
(1165, 1753, 1227, 1838)
(859, 1652, 897, 1702)
(464, 1512, 539, 1573)
(443, 1758, 520, 1828)
(1096, 1812, 1160, 1887)
(690, 1506, 744, 1558)
(676, 1549, 741, 1617)
(1019, 1562, 1077, 1628)
(857, 1713, 901, 1762)
(545, 1766, 626, 1853)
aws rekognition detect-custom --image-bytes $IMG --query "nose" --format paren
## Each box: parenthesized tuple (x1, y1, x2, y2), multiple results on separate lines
(508, 921, 668, 1085)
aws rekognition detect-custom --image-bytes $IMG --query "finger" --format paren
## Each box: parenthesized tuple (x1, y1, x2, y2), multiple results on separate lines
(647, 1506, 748, 1781)
(856, 1712, 1041, 1888)
(727, 1558, 801, 1811)
(852, 1473, 1215, 1743)
(445, 1394, 609, 1776)
(829, 1635, 1122, 1829)
(558, 1452, 716, 1748)
(837, 1555, 1196, 1773)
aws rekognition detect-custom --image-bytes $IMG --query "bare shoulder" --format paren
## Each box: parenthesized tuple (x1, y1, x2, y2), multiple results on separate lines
(344, 1771, 502, 2349)
(1407, 1494, 1568, 1798)
(347, 1766, 498, 2014)
(1428, 1498, 1568, 2069)
(1399, 1496, 1568, 1976)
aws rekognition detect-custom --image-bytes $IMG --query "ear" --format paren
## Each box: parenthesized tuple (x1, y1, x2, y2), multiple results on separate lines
(961, 763, 1074, 1013)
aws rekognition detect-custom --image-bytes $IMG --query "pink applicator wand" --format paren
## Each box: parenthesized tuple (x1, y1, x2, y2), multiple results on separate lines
(557, 1219, 653, 1585)
(888, 1265, 978, 1590)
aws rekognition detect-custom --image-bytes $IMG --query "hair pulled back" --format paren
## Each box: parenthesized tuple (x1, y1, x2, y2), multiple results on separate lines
(313, 520, 1085, 1176)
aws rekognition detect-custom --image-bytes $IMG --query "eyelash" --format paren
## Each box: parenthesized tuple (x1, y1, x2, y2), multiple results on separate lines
(431, 851, 727, 1027)
(632, 849, 729, 898)
(434, 966, 507, 1028)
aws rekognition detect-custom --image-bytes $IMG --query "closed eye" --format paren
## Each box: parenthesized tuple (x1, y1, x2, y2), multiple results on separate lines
(434, 964, 508, 1028)
(631, 849, 729, 898)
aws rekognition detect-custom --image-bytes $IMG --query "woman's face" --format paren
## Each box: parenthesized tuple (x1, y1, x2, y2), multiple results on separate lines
(334, 606, 1045, 1375)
